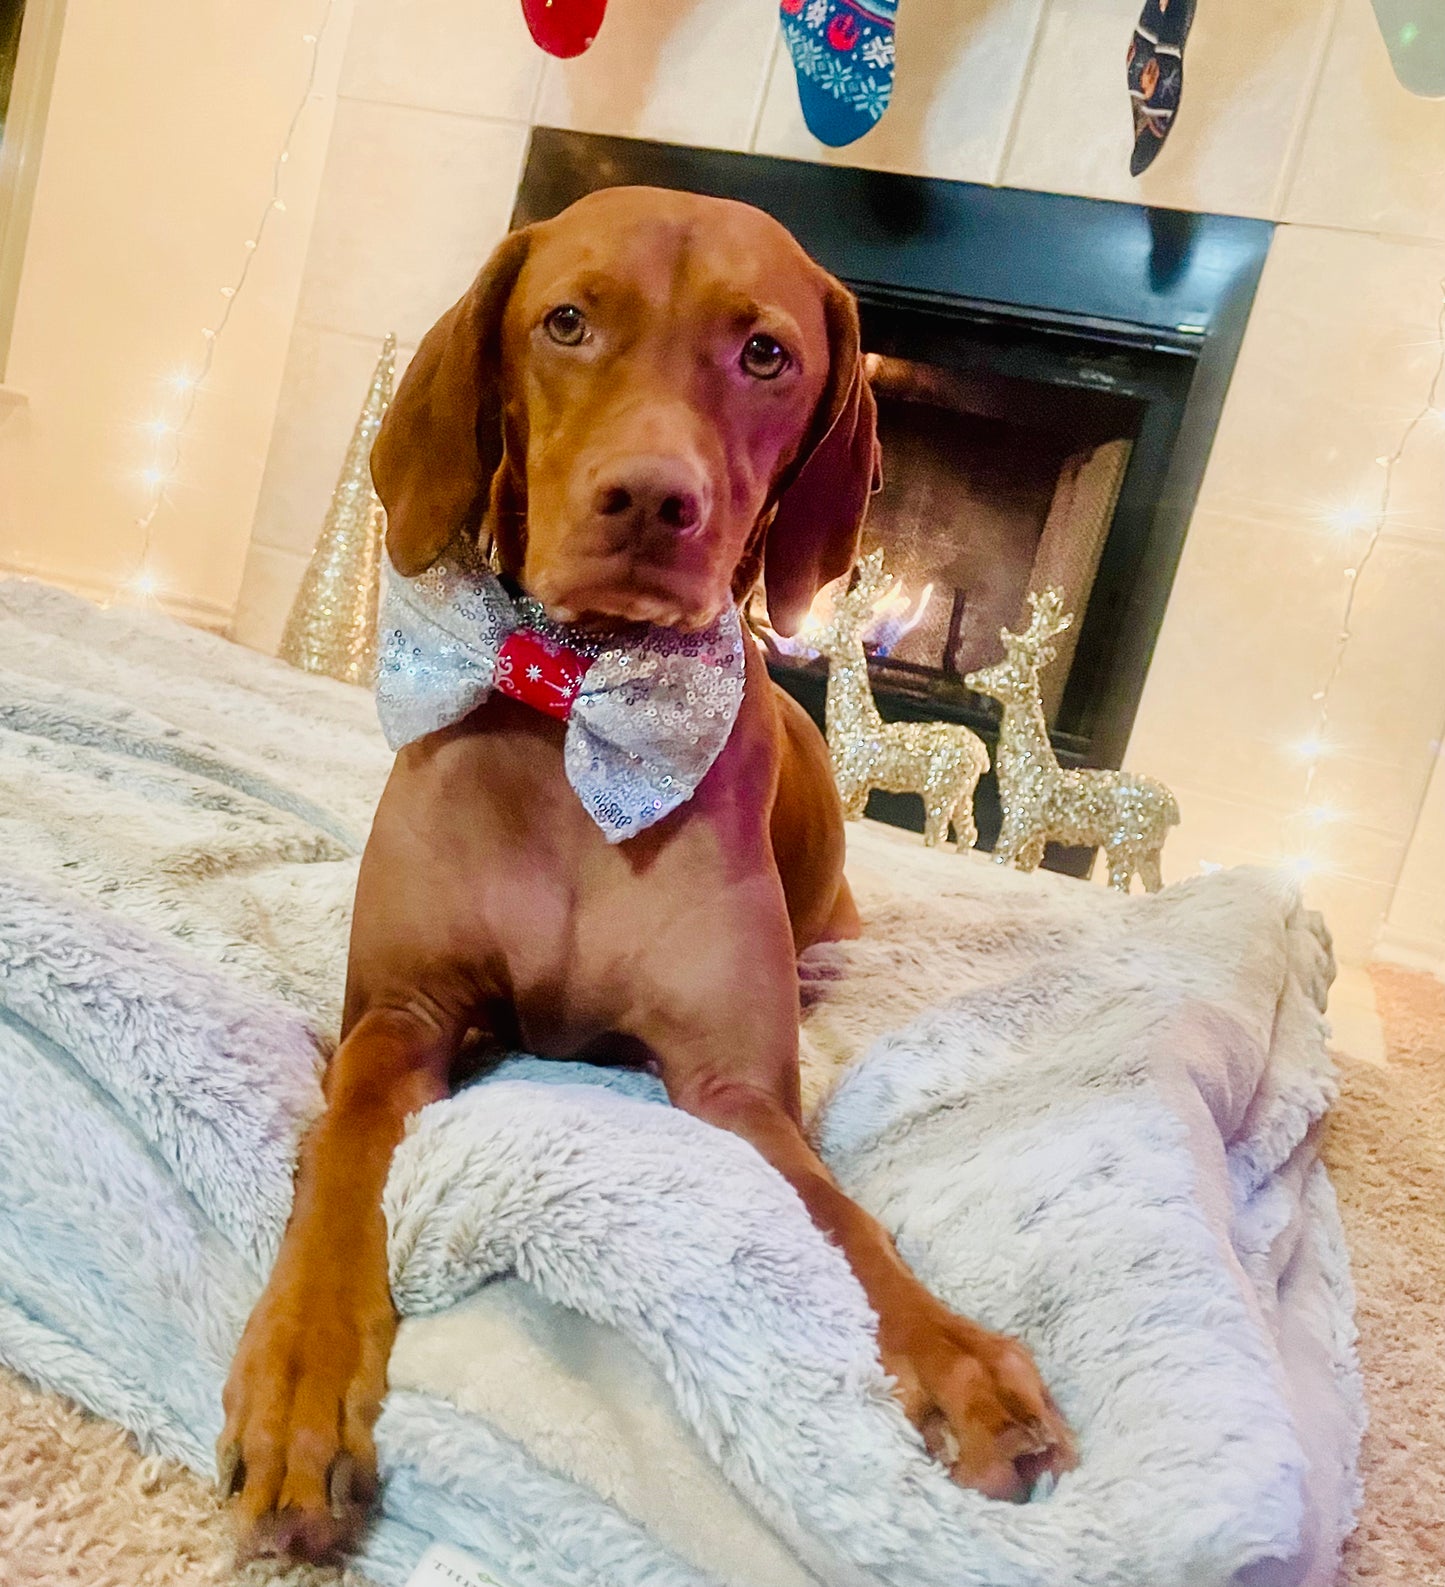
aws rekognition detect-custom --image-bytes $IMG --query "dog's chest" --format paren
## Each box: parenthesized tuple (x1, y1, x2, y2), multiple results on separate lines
(407, 703, 734, 1048)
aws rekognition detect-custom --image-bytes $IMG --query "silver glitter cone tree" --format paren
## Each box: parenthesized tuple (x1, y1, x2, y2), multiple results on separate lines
(278, 333, 396, 685)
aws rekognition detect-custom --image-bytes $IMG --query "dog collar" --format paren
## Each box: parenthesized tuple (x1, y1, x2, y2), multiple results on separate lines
(374, 541, 746, 843)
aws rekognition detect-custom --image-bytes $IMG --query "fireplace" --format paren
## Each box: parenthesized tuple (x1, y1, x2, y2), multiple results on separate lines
(836, 348, 1135, 719)
(512, 130, 1272, 874)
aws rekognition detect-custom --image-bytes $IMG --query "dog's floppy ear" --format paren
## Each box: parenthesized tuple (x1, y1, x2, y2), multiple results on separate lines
(761, 278, 881, 637)
(370, 228, 531, 576)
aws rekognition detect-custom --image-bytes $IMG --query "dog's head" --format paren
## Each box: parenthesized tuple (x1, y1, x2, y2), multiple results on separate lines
(370, 186, 879, 636)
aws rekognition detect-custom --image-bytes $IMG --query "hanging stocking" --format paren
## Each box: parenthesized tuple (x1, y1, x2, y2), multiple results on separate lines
(521, 0, 609, 57)
(1126, 0, 1195, 175)
(779, 0, 898, 149)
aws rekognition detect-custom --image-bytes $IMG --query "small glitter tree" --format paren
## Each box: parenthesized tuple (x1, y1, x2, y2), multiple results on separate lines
(278, 334, 395, 686)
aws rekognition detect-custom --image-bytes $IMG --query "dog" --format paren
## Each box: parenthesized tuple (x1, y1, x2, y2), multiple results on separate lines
(218, 185, 1075, 1562)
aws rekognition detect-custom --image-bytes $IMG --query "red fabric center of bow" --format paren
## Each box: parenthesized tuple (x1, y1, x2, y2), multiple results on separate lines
(494, 629, 593, 721)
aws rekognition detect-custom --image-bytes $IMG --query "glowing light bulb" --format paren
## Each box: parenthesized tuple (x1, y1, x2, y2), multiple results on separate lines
(1295, 734, 1330, 760)
(1322, 502, 1371, 535)
(144, 418, 172, 439)
(140, 465, 169, 488)
(167, 371, 197, 395)
(1284, 854, 1319, 880)
(1302, 803, 1341, 828)
(128, 570, 159, 597)
(272, 199, 287, 213)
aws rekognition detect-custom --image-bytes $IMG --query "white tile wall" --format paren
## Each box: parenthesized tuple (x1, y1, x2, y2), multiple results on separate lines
(297, 98, 529, 345)
(230, 540, 312, 655)
(1285, 0, 1445, 242)
(339, 0, 544, 121)
(1186, 224, 1445, 534)
(534, 0, 777, 151)
(1126, 222, 1445, 951)
(250, 324, 416, 561)
(234, 0, 1445, 964)
(1380, 743, 1445, 970)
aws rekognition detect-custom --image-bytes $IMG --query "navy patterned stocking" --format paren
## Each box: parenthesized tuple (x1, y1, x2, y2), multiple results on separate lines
(1126, 0, 1196, 175)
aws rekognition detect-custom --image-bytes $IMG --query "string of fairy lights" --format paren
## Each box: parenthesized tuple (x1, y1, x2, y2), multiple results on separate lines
(1278, 274, 1445, 881)
(124, 0, 337, 602)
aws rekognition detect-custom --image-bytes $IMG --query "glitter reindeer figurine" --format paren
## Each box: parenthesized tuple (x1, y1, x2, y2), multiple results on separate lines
(806, 549, 990, 851)
(966, 589, 1178, 892)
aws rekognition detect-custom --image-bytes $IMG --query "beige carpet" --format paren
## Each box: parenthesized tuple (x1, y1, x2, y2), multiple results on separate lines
(1327, 966, 1445, 1585)
(2, 962, 1441, 1586)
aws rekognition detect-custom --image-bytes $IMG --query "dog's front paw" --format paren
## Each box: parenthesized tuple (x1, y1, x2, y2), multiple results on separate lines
(217, 1264, 392, 1563)
(880, 1300, 1076, 1502)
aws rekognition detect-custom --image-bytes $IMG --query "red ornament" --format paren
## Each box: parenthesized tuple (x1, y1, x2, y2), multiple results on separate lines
(781, 0, 806, 13)
(827, 12, 861, 50)
(495, 629, 592, 721)
(520, 0, 610, 59)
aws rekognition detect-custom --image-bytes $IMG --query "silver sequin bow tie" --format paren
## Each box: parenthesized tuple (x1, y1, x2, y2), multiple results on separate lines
(375, 542, 746, 843)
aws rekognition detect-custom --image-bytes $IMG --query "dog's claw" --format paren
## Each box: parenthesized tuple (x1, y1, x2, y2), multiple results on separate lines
(1020, 1416, 1051, 1453)
(883, 1305, 1077, 1503)
(216, 1441, 243, 1498)
(328, 1450, 376, 1520)
(329, 1453, 356, 1519)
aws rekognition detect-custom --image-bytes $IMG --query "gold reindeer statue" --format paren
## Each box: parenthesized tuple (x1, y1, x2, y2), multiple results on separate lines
(966, 589, 1178, 892)
(806, 550, 989, 851)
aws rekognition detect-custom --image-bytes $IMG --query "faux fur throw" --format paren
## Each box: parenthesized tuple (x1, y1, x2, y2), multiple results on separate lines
(0, 579, 1362, 1587)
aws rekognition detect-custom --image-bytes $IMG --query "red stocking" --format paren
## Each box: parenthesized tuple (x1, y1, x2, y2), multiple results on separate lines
(521, 0, 609, 57)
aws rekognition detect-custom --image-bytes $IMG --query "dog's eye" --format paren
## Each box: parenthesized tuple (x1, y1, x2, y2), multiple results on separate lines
(740, 333, 790, 380)
(544, 305, 588, 346)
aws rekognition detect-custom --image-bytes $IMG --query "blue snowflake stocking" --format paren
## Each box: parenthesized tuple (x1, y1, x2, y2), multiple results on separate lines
(779, 0, 898, 148)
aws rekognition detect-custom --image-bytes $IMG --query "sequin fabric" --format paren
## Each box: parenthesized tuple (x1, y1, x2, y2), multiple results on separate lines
(811, 550, 989, 851)
(374, 541, 746, 842)
(966, 589, 1179, 892)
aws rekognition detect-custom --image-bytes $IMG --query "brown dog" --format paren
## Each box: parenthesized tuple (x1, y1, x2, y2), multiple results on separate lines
(218, 186, 1075, 1561)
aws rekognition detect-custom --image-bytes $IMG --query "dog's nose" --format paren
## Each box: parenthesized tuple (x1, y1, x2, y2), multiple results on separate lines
(590, 457, 708, 536)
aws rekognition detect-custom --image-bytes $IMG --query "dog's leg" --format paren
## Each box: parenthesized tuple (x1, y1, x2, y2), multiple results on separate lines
(653, 898, 1076, 1503)
(218, 1005, 458, 1561)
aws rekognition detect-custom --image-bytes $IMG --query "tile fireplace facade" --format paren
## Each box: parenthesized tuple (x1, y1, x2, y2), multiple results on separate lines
(231, 0, 1445, 963)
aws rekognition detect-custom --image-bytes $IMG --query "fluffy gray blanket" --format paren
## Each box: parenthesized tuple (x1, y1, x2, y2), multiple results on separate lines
(0, 579, 1362, 1587)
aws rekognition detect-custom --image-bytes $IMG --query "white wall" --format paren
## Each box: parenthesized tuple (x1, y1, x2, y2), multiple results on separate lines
(226, 0, 1442, 963)
(0, 0, 354, 626)
(1379, 742, 1445, 973)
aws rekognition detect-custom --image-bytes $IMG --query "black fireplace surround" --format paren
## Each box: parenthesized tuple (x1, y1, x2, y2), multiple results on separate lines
(511, 129, 1272, 873)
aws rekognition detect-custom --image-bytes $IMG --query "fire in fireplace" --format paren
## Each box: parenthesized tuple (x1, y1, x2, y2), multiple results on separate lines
(843, 350, 1133, 722)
